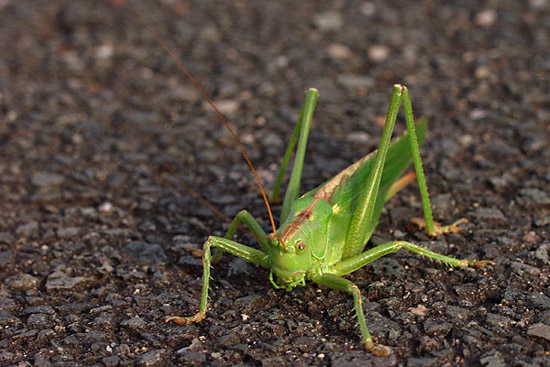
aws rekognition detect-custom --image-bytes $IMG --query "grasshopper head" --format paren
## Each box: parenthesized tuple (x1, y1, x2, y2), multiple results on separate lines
(268, 234, 310, 291)
(267, 197, 332, 291)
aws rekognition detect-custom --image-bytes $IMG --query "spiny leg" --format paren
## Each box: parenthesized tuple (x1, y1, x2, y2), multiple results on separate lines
(166, 236, 270, 325)
(331, 240, 495, 277)
(343, 85, 404, 260)
(325, 241, 493, 354)
(211, 210, 269, 263)
(401, 87, 466, 236)
(269, 99, 305, 205)
(310, 273, 390, 357)
(279, 88, 319, 224)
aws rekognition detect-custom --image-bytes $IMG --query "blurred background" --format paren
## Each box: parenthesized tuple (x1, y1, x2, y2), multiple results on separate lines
(1, 1, 549, 366)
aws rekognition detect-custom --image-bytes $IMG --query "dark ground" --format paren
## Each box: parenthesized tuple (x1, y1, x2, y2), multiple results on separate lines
(1, 0, 549, 366)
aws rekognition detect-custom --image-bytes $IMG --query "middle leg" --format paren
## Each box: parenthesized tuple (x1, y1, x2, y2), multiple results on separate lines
(211, 209, 269, 263)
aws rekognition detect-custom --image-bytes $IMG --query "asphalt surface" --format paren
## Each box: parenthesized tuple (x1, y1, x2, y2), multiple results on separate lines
(1, 0, 549, 366)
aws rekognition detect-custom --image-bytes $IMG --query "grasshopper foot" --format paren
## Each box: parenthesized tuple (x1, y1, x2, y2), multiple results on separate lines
(187, 248, 203, 259)
(364, 338, 391, 357)
(462, 259, 496, 268)
(165, 311, 206, 325)
(411, 217, 468, 237)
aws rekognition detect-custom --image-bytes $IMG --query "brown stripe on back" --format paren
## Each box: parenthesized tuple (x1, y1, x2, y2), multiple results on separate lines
(281, 149, 377, 240)
(281, 197, 320, 240)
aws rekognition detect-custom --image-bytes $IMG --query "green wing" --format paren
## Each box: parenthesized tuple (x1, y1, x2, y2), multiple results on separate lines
(304, 120, 427, 249)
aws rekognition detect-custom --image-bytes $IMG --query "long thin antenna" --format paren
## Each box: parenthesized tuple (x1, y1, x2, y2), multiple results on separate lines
(126, 4, 282, 243)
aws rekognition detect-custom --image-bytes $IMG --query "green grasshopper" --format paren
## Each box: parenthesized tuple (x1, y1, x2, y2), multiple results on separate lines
(165, 86, 495, 356)
(127, 4, 494, 356)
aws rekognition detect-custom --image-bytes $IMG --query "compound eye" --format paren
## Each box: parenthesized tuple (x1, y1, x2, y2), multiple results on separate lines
(296, 241, 307, 254)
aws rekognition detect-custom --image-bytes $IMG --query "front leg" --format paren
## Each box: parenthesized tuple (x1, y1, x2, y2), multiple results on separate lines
(166, 236, 270, 325)
(211, 210, 269, 264)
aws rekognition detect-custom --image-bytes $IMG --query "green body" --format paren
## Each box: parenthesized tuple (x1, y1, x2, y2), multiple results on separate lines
(270, 121, 426, 287)
(167, 85, 493, 356)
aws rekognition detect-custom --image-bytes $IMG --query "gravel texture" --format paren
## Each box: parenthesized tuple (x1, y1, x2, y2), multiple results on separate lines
(1, 0, 549, 366)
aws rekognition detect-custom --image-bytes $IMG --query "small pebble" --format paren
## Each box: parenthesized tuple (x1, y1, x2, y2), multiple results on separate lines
(533, 242, 550, 264)
(476, 9, 497, 27)
(527, 323, 550, 341)
(31, 172, 65, 187)
(313, 10, 343, 32)
(102, 356, 120, 367)
(56, 226, 81, 239)
(480, 352, 506, 367)
(534, 215, 550, 227)
(486, 313, 511, 329)
(410, 304, 429, 316)
(519, 188, 550, 205)
(121, 316, 147, 330)
(368, 45, 390, 62)
(510, 261, 541, 276)
(469, 207, 507, 223)
(0, 251, 14, 267)
(215, 334, 240, 348)
(407, 357, 438, 367)
(16, 221, 39, 237)
(46, 271, 87, 291)
(327, 43, 353, 59)
(138, 349, 166, 366)
(4, 273, 39, 291)
(337, 74, 375, 90)
(526, 293, 550, 310)
(27, 313, 54, 329)
(177, 350, 206, 363)
(122, 241, 167, 263)
(423, 319, 452, 336)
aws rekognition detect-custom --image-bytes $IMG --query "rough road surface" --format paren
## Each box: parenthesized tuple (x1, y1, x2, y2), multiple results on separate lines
(1, 1, 549, 366)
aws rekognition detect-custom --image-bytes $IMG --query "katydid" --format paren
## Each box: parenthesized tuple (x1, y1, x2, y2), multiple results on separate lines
(165, 86, 495, 356)
(128, 6, 494, 357)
